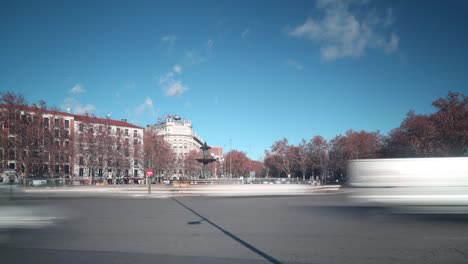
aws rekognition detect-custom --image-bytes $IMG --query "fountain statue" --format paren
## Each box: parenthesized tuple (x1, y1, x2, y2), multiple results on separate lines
(195, 142, 216, 179)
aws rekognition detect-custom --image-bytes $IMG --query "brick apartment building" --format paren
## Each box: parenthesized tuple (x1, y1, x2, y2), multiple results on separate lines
(0, 104, 144, 183)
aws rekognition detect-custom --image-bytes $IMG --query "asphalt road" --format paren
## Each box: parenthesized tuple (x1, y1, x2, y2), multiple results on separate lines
(1, 194, 468, 264)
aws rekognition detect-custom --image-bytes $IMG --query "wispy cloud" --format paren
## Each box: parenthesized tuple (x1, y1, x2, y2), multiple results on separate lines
(241, 28, 250, 38)
(184, 50, 205, 65)
(173, 64, 182, 74)
(286, 59, 304, 70)
(61, 97, 96, 115)
(135, 97, 157, 119)
(69, 84, 85, 94)
(158, 64, 188, 97)
(161, 35, 177, 50)
(165, 81, 188, 97)
(287, 0, 399, 61)
(205, 39, 214, 51)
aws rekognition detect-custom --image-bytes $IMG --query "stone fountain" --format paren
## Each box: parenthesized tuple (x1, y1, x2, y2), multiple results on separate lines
(195, 142, 216, 179)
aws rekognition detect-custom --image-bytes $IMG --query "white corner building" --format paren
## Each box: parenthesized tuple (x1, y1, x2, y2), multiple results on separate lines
(149, 115, 203, 156)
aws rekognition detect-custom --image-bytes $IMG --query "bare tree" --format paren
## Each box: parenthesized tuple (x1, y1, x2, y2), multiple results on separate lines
(297, 139, 310, 181)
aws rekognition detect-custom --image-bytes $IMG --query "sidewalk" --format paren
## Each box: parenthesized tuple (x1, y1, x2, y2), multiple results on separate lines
(20, 184, 341, 197)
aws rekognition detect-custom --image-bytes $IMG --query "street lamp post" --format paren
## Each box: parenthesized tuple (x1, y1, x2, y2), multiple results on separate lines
(229, 138, 232, 178)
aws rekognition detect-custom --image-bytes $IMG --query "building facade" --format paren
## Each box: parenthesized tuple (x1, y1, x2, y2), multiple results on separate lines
(209, 146, 223, 159)
(0, 104, 144, 183)
(149, 115, 204, 156)
(0, 105, 75, 179)
(73, 115, 144, 182)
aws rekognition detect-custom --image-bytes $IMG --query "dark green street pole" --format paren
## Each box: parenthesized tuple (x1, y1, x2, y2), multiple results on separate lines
(148, 160, 152, 194)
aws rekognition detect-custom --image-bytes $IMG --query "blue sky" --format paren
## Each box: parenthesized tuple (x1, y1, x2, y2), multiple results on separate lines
(1, 0, 467, 160)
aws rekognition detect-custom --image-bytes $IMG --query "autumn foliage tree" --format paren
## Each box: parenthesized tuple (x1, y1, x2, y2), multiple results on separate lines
(181, 149, 202, 178)
(383, 91, 467, 157)
(309, 136, 329, 182)
(143, 129, 175, 179)
(270, 138, 297, 178)
(223, 150, 250, 177)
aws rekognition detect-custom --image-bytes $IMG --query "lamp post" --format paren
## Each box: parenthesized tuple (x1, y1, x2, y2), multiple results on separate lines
(229, 138, 232, 178)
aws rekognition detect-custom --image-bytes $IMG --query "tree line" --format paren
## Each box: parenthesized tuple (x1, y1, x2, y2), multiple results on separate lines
(1, 91, 466, 181)
(259, 91, 467, 182)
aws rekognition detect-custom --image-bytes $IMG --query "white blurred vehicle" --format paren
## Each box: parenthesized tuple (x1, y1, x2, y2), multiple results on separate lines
(347, 157, 468, 213)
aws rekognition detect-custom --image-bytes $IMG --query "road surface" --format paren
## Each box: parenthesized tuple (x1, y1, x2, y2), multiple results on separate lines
(1, 194, 468, 263)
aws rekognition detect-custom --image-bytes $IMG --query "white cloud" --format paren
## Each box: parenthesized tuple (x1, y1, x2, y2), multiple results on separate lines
(164, 81, 187, 97)
(286, 59, 303, 70)
(62, 97, 96, 115)
(205, 39, 214, 51)
(157, 65, 188, 97)
(241, 28, 250, 38)
(161, 35, 177, 50)
(173, 64, 182, 74)
(184, 50, 205, 65)
(69, 84, 85, 94)
(135, 97, 157, 118)
(287, 0, 399, 61)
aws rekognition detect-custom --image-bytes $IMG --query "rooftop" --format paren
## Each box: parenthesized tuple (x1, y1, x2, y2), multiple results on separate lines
(74, 115, 143, 129)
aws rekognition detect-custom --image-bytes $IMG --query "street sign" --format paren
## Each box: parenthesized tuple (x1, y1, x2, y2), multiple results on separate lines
(146, 169, 154, 177)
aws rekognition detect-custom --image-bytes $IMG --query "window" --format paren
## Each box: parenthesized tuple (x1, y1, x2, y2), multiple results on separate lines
(98, 169, 103, 177)
(54, 118, 59, 127)
(9, 150, 15, 160)
(99, 126, 103, 133)
(79, 124, 85, 132)
(64, 130, 70, 139)
(117, 128, 121, 134)
(64, 154, 70, 163)
(133, 130, 138, 137)
(44, 117, 49, 127)
(134, 169, 138, 177)
(9, 162, 15, 169)
(64, 165, 70, 174)
(108, 127, 112, 134)
(98, 158, 103, 166)
(0, 149, 2, 160)
(54, 129, 59, 138)
(55, 165, 60, 174)
(133, 139, 138, 145)
(65, 141, 70, 149)
(125, 129, 129, 136)
(43, 165, 49, 175)
(79, 157, 84, 165)
(79, 168, 84, 176)
(65, 120, 70, 128)
(134, 160, 139, 166)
